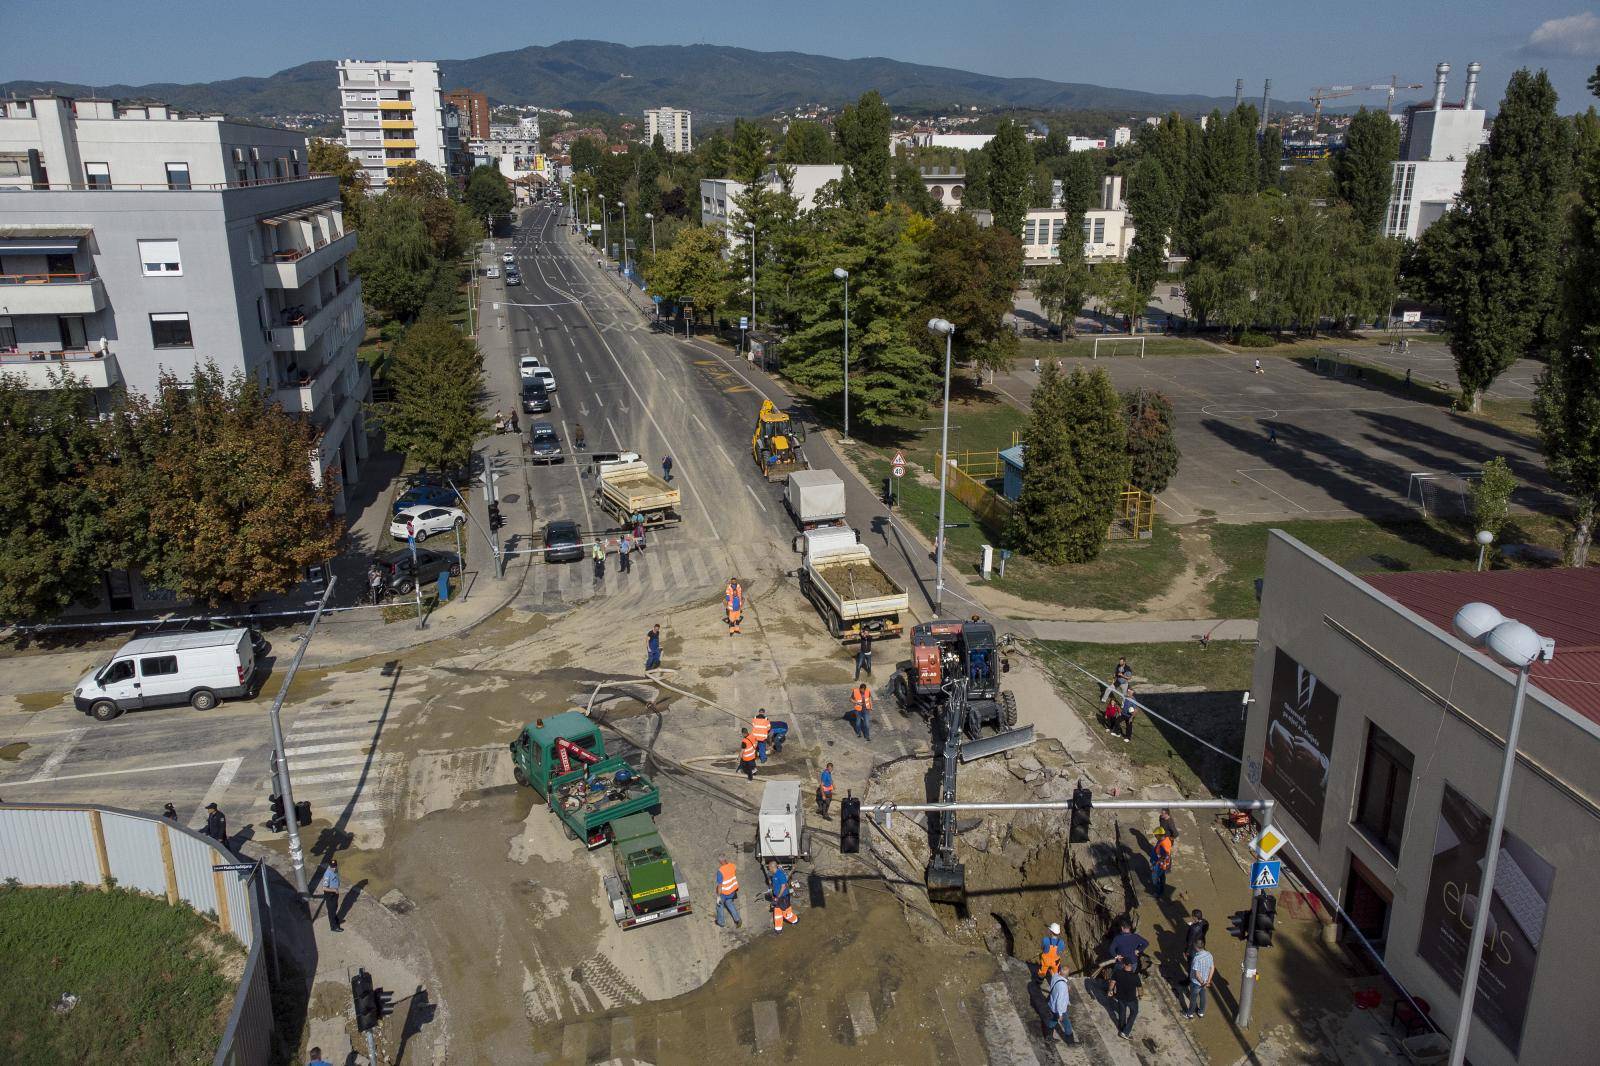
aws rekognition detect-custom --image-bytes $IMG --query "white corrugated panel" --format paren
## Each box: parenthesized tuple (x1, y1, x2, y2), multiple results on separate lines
(171, 830, 228, 920)
(100, 812, 166, 895)
(220, 865, 255, 950)
(0, 808, 99, 884)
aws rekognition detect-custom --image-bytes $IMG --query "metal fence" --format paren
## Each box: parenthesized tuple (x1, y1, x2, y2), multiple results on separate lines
(0, 802, 272, 1066)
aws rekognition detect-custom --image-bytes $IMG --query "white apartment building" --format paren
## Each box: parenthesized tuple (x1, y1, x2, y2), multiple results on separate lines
(0, 96, 369, 515)
(1112, 126, 1132, 147)
(1020, 176, 1137, 266)
(337, 59, 448, 190)
(1384, 61, 1489, 241)
(700, 165, 845, 246)
(645, 107, 692, 153)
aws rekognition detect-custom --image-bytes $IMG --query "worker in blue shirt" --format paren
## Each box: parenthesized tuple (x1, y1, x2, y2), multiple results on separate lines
(1107, 916, 1148, 967)
(1039, 922, 1067, 981)
(767, 859, 798, 932)
(307, 1047, 333, 1066)
(816, 762, 834, 817)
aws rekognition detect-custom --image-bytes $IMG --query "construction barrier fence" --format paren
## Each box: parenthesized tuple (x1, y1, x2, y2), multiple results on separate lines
(940, 459, 1015, 533)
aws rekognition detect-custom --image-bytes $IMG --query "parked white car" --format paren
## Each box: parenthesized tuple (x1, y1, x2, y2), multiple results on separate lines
(73, 629, 258, 721)
(391, 504, 466, 542)
(486, 266, 500, 279)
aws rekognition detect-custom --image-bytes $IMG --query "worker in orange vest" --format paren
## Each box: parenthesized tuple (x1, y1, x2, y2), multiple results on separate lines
(1150, 828, 1174, 898)
(713, 856, 742, 928)
(748, 709, 772, 763)
(725, 577, 744, 636)
(738, 728, 759, 780)
(848, 683, 873, 741)
(767, 858, 798, 933)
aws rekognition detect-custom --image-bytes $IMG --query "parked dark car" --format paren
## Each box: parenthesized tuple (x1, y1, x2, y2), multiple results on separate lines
(392, 484, 460, 514)
(542, 520, 584, 563)
(372, 548, 461, 596)
(528, 421, 563, 463)
(521, 378, 550, 414)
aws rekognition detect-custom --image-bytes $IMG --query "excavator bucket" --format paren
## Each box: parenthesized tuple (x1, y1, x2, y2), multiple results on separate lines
(959, 725, 1035, 763)
(925, 856, 966, 904)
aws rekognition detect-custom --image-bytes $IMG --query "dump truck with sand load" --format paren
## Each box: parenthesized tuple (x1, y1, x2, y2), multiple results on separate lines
(796, 526, 908, 641)
(594, 458, 680, 526)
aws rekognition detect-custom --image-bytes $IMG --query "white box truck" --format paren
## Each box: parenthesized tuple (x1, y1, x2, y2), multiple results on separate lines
(796, 526, 909, 641)
(73, 628, 258, 721)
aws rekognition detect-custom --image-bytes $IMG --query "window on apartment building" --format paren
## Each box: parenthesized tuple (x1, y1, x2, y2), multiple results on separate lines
(84, 162, 112, 189)
(58, 315, 88, 350)
(1093, 218, 1106, 244)
(165, 162, 191, 190)
(46, 253, 76, 277)
(1022, 220, 1036, 243)
(232, 148, 248, 184)
(149, 312, 193, 349)
(1353, 722, 1413, 862)
(0, 316, 15, 351)
(138, 239, 182, 276)
(1051, 219, 1065, 243)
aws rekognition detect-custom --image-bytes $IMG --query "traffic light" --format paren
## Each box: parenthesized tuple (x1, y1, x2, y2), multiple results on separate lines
(351, 968, 378, 1031)
(1069, 785, 1093, 843)
(840, 795, 862, 854)
(375, 984, 396, 1022)
(1227, 908, 1252, 941)
(488, 502, 503, 531)
(1251, 893, 1277, 947)
(294, 800, 312, 828)
(267, 793, 287, 833)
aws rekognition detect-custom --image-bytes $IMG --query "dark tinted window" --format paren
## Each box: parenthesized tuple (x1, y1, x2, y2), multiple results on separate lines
(139, 655, 179, 676)
(1354, 722, 1413, 862)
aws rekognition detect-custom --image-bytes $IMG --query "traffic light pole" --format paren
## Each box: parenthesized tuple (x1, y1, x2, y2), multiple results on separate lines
(268, 576, 336, 899)
(1237, 803, 1274, 1029)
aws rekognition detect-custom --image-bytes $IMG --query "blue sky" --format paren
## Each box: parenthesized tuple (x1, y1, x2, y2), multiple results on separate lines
(5, 0, 1600, 110)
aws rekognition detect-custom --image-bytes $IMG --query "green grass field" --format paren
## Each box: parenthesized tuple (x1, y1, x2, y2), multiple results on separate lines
(0, 883, 243, 1065)
(990, 521, 1187, 612)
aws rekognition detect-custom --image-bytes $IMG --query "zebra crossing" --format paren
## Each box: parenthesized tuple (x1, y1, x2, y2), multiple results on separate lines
(522, 541, 729, 611)
(247, 696, 398, 842)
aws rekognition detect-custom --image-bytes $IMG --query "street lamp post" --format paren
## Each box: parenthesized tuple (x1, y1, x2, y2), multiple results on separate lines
(1475, 530, 1494, 572)
(645, 212, 656, 258)
(600, 195, 609, 260)
(834, 267, 851, 443)
(1447, 602, 1549, 1066)
(927, 317, 956, 613)
(745, 220, 756, 354)
(584, 188, 592, 240)
(620, 201, 629, 275)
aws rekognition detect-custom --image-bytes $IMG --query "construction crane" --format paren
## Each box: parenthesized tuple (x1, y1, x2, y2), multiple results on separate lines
(1309, 75, 1425, 124)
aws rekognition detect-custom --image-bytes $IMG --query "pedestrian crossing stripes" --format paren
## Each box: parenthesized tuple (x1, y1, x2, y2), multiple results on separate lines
(523, 542, 726, 610)
(246, 700, 401, 836)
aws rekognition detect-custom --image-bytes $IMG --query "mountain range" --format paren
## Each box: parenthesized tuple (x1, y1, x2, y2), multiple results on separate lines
(0, 40, 1298, 123)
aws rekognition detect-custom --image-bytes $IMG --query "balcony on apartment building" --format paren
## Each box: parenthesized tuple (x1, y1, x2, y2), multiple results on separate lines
(269, 280, 362, 353)
(0, 271, 108, 315)
(313, 365, 369, 473)
(274, 341, 362, 420)
(0, 346, 120, 390)
(260, 203, 353, 289)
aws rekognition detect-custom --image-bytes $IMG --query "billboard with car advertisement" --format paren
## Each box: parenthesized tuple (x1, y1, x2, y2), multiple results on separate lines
(1261, 648, 1339, 842)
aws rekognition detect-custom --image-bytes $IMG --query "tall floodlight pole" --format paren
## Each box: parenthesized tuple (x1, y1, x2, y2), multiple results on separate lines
(645, 212, 656, 257)
(1445, 602, 1548, 1066)
(834, 267, 851, 443)
(926, 318, 956, 613)
(620, 200, 629, 274)
(745, 220, 757, 350)
(268, 576, 337, 897)
(600, 194, 608, 259)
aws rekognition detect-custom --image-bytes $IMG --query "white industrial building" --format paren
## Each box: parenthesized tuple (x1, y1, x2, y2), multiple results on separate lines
(337, 59, 449, 190)
(700, 164, 845, 246)
(1383, 61, 1489, 241)
(0, 95, 369, 515)
(1021, 175, 1137, 265)
(645, 107, 693, 153)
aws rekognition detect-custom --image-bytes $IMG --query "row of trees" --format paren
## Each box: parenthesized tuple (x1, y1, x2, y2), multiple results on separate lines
(0, 368, 341, 619)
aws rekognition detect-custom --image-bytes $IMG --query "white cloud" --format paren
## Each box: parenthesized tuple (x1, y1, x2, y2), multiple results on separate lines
(1523, 12, 1600, 58)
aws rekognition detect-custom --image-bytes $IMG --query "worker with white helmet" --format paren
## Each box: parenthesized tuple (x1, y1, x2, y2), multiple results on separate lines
(1038, 922, 1067, 981)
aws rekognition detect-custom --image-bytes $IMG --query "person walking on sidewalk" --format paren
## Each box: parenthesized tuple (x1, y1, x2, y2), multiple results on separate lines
(1118, 684, 1139, 743)
(661, 455, 674, 482)
(855, 632, 873, 680)
(767, 859, 798, 933)
(368, 562, 385, 606)
(1114, 656, 1133, 694)
(631, 512, 646, 553)
(1110, 958, 1142, 1039)
(1183, 909, 1209, 970)
(817, 762, 835, 817)
(645, 624, 662, 671)
(1184, 939, 1214, 1019)
(1044, 970, 1075, 1046)
(318, 859, 343, 932)
(713, 857, 742, 928)
(1149, 827, 1173, 899)
(574, 422, 586, 450)
(738, 729, 759, 781)
(202, 802, 229, 851)
(848, 683, 873, 741)
(618, 534, 632, 573)
(1160, 807, 1179, 842)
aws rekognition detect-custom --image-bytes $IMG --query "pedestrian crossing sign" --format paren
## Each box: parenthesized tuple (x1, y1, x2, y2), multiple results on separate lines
(1250, 860, 1282, 890)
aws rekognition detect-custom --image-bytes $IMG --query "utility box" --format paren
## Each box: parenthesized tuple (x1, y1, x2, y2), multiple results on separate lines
(757, 780, 810, 863)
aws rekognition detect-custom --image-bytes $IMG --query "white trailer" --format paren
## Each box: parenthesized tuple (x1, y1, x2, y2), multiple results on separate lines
(784, 469, 847, 531)
(796, 527, 908, 641)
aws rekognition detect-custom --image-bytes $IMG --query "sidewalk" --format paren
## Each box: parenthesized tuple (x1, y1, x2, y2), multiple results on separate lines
(1013, 618, 1257, 643)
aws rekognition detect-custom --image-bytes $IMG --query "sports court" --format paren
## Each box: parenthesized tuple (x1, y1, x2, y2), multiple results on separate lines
(995, 348, 1561, 523)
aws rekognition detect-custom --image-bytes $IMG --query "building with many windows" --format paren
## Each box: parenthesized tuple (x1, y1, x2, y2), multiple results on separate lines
(1383, 61, 1488, 241)
(1019, 176, 1137, 266)
(337, 59, 448, 189)
(1241, 531, 1600, 1066)
(700, 165, 844, 247)
(442, 88, 490, 141)
(644, 107, 692, 153)
(0, 95, 369, 515)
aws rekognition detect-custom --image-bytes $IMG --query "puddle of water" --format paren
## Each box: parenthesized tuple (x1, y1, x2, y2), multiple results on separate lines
(0, 742, 30, 761)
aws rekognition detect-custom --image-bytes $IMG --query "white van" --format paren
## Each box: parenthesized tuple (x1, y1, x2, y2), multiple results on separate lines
(73, 629, 257, 721)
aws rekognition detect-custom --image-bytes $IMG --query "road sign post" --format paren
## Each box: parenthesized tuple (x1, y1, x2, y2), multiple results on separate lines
(1237, 806, 1278, 1028)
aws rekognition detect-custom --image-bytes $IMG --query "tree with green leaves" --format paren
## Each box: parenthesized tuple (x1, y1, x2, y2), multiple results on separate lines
(835, 91, 893, 211)
(0, 374, 119, 619)
(1258, 126, 1284, 191)
(962, 147, 992, 210)
(648, 224, 731, 327)
(918, 211, 1021, 379)
(781, 121, 836, 164)
(1469, 456, 1517, 546)
(1035, 257, 1091, 336)
(1333, 108, 1401, 235)
(1123, 387, 1180, 494)
(786, 208, 932, 425)
(1183, 192, 1279, 334)
(729, 119, 771, 184)
(1414, 69, 1574, 411)
(308, 138, 367, 227)
(100, 364, 342, 607)
(893, 157, 942, 216)
(1009, 365, 1130, 563)
(350, 195, 435, 322)
(984, 119, 1035, 237)
(1053, 149, 1103, 219)
(1180, 106, 1259, 256)
(570, 137, 602, 175)
(1125, 157, 1176, 314)
(464, 165, 514, 223)
(1535, 116, 1600, 565)
(731, 177, 805, 331)
(372, 316, 490, 473)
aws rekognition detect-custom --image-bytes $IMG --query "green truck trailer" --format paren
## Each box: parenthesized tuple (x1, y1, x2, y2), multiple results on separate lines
(509, 713, 661, 850)
(603, 812, 692, 928)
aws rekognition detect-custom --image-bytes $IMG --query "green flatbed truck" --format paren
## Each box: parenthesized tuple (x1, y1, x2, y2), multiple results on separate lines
(603, 812, 692, 928)
(509, 713, 662, 849)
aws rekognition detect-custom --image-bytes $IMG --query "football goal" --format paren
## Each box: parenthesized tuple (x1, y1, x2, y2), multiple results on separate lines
(1092, 335, 1146, 359)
